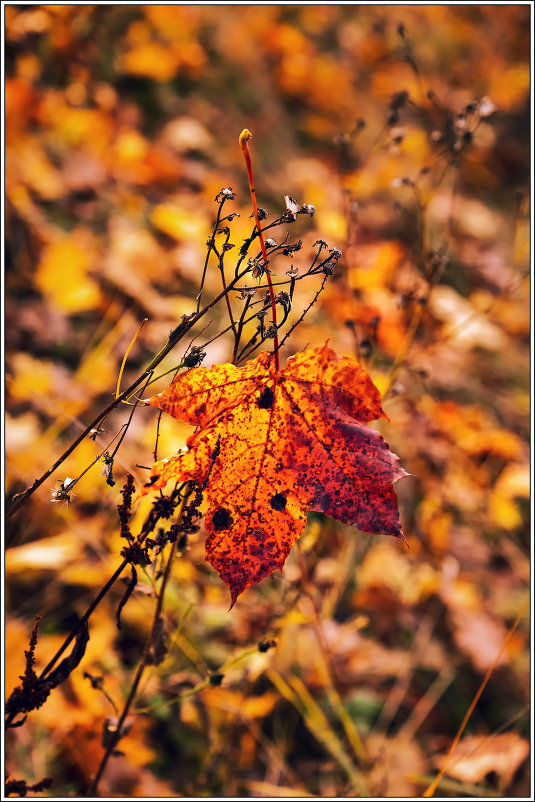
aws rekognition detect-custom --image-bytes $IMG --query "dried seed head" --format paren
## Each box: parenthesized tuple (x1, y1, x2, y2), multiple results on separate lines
(282, 240, 303, 256)
(89, 427, 106, 441)
(276, 291, 291, 310)
(284, 195, 300, 218)
(51, 477, 76, 506)
(250, 207, 268, 220)
(184, 346, 206, 368)
(322, 262, 335, 276)
(249, 256, 268, 279)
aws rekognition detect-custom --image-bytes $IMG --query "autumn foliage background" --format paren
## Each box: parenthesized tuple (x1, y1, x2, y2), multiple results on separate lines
(4, 4, 531, 798)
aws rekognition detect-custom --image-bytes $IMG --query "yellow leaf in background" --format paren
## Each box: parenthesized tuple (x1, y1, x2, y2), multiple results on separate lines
(151, 202, 208, 242)
(55, 108, 105, 148)
(316, 208, 346, 241)
(443, 578, 482, 612)
(145, 4, 203, 41)
(113, 129, 149, 164)
(370, 371, 390, 398)
(357, 542, 439, 605)
(162, 116, 213, 152)
(36, 235, 101, 313)
(489, 463, 529, 530)
(6, 533, 81, 572)
(347, 241, 403, 290)
(202, 687, 279, 719)
(495, 463, 530, 498)
(429, 285, 506, 350)
(122, 41, 180, 82)
(489, 64, 530, 110)
(489, 491, 522, 530)
(9, 352, 55, 402)
(399, 128, 432, 162)
(418, 494, 452, 552)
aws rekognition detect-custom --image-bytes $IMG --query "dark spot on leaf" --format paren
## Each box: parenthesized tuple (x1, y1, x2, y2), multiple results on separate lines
(212, 508, 233, 531)
(258, 386, 274, 409)
(270, 493, 287, 511)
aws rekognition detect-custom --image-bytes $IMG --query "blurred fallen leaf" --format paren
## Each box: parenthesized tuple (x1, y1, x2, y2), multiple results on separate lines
(434, 732, 529, 785)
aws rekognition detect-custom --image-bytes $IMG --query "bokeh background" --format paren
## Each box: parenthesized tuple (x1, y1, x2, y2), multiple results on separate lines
(5, 4, 530, 798)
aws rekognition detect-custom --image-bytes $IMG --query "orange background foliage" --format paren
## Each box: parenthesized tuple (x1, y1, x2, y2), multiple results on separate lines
(5, 4, 530, 798)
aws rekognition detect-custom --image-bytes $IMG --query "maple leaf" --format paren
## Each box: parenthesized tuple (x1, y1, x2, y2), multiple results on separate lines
(142, 342, 408, 605)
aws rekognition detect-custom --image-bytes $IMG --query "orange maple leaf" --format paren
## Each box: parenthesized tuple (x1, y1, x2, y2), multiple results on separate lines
(143, 342, 408, 605)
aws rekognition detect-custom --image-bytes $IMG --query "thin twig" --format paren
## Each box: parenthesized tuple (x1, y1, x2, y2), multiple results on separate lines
(153, 409, 164, 463)
(231, 294, 253, 364)
(196, 197, 226, 314)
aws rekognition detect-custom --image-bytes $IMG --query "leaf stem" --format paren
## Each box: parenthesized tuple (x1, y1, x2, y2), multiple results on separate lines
(239, 129, 279, 372)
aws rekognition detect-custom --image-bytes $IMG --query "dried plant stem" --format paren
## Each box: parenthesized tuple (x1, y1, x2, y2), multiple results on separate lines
(196, 196, 226, 314)
(41, 563, 129, 681)
(218, 252, 238, 339)
(7, 375, 151, 520)
(88, 484, 191, 795)
(277, 275, 327, 353)
(239, 129, 279, 372)
(2, 559, 130, 731)
(231, 294, 253, 363)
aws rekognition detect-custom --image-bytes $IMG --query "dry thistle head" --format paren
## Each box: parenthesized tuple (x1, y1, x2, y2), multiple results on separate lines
(50, 477, 76, 507)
